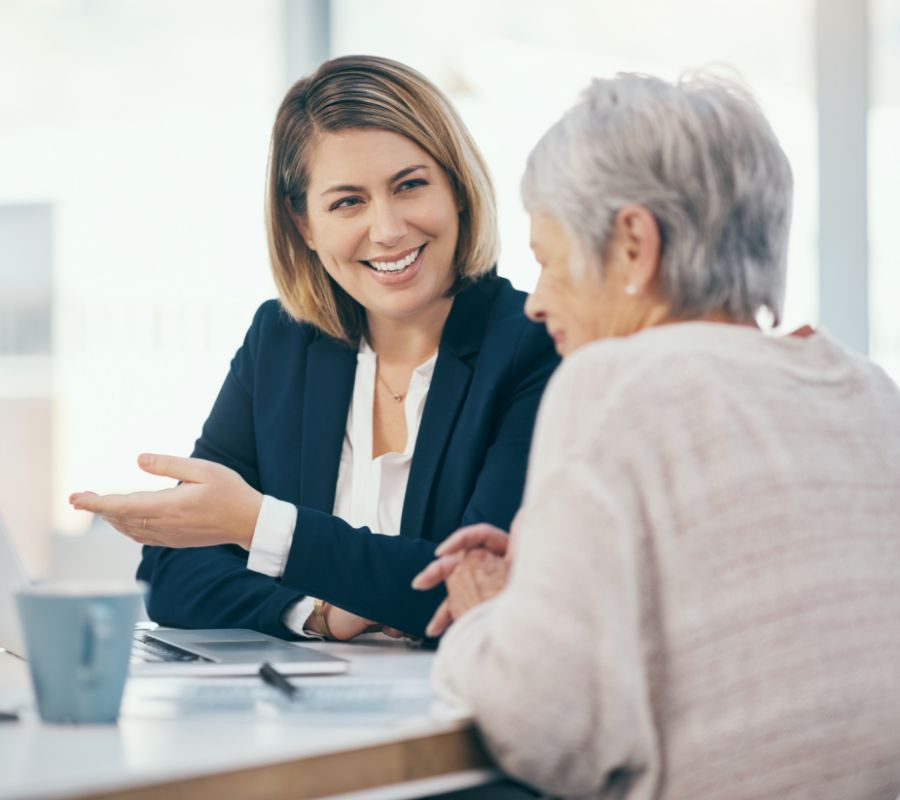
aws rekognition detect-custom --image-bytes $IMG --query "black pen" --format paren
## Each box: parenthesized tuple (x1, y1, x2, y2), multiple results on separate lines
(259, 662, 297, 700)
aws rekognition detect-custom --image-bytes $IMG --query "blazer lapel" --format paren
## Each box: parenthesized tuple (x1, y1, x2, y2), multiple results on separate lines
(399, 278, 501, 539)
(300, 335, 357, 513)
(400, 351, 472, 539)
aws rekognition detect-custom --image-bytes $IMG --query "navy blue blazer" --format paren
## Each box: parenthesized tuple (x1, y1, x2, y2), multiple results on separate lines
(137, 275, 559, 638)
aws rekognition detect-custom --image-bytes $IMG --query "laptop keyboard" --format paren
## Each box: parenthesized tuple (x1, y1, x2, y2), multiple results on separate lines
(131, 631, 212, 664)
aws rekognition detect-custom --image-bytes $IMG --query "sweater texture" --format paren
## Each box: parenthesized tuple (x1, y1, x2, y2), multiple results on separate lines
(434, 323, 900, 800)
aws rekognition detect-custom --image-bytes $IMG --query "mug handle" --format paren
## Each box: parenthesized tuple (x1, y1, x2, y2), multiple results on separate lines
(78, 603, 115, 684)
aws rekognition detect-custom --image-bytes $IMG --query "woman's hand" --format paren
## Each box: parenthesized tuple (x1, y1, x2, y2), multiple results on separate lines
(412, 522, 514, 637)
(69, 454, 263, 550)
(307, 603, 406, 641)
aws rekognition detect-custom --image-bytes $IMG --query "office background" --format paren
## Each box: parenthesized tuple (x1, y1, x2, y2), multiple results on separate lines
(0, 0, 897, 576)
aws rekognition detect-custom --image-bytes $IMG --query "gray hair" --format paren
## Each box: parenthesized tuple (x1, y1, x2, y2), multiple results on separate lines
(521, 73, 793, 325)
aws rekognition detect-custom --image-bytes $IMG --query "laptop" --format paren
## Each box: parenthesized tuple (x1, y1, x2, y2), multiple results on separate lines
(0, 516, 348, 677)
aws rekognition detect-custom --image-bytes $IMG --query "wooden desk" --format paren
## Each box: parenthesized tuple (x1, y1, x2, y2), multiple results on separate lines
(0, 637, 499, 800)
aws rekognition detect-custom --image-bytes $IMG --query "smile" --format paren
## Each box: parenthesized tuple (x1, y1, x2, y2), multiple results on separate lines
(363, 245, 424, 274)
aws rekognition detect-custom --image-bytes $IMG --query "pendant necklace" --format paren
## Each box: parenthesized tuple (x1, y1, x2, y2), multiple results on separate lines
(378, 372, 407, 403)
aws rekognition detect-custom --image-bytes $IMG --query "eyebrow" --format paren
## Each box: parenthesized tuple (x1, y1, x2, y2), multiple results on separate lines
(321, 164, 428, 196)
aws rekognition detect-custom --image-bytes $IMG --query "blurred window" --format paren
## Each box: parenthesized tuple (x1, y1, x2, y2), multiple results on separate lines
(871, 0, 900, 382)
(0, 0, 285, 551)
(0, 205, 52, 356)
(332, 0, 818, 330)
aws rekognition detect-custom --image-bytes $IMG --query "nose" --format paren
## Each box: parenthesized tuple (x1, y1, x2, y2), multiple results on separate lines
(524, 286, 546, 323)
(369, 198, 407, 248)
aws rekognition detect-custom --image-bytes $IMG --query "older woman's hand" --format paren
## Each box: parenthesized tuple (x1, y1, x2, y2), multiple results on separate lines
(426, 549, 509, 636)
(413, 523, 511, 591)
(413, 522, 514, 637)
(69, 454, 263, 550)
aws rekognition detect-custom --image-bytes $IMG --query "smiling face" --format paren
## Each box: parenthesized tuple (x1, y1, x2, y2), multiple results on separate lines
(298, 128, 460, 330)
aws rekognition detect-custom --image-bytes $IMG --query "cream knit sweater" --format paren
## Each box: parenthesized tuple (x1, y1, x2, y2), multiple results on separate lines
(433, 323, 900, 800)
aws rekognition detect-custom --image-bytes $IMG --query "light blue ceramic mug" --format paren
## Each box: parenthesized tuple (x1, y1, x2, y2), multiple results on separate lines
(15, 581, 146, 724)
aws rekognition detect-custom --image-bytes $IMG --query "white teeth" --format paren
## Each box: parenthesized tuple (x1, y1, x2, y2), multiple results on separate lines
(368, 247, 420, 272)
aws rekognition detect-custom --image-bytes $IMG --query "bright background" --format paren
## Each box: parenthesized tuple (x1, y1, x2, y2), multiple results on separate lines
(0, 0, 897, 577)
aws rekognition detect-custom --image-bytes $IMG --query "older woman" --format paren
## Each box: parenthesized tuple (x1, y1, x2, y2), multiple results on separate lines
(415, 74, 900, 798)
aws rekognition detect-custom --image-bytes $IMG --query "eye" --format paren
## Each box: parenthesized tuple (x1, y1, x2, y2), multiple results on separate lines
(396, 178, 427, 193)
(329, 196, 362, 212)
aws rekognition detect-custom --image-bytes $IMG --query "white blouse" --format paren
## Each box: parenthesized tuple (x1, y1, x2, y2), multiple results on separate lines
(246, 340, 437, 635)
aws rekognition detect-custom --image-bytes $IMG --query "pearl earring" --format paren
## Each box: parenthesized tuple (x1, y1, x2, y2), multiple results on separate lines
(625, 284, 638, 296)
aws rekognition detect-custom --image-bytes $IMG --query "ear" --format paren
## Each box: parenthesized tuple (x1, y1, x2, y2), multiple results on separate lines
(284, 196, 315, 251)
(610, 204, 661, 293)
(299, 224, 315, 252)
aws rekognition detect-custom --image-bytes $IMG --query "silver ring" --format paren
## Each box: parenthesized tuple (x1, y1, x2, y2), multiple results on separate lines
(142, 517, 148, 531)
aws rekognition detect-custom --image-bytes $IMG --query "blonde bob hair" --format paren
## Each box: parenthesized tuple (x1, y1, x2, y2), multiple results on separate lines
(267, 55, 499, 343)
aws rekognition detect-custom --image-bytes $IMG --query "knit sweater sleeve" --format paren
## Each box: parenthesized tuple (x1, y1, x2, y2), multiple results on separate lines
(432, 348, 660, 798)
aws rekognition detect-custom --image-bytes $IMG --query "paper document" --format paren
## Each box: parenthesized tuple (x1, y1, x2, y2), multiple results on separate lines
(121, 676, 436, 721)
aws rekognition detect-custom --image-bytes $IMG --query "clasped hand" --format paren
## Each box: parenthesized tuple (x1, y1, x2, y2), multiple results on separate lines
(69, 454, 263, 549)
(412, 522, 514, 637)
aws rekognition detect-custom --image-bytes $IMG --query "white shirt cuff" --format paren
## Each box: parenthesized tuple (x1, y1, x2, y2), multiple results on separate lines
(246, 495, 297, 578)
(282, 595, 322, 639)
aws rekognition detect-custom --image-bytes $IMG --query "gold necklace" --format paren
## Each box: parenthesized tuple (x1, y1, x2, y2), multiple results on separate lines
(377, 372, 407, 403)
